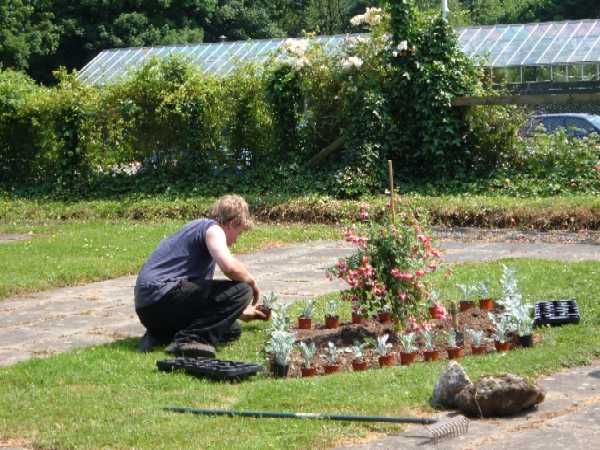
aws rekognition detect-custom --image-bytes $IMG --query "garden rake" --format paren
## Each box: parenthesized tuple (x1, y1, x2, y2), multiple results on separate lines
(164, 406, 469, 442)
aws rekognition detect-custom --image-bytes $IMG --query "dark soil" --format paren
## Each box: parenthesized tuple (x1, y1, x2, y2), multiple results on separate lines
(282, 307, 542, 378)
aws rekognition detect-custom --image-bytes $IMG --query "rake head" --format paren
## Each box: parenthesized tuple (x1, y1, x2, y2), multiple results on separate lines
(427, 415, 470, 444)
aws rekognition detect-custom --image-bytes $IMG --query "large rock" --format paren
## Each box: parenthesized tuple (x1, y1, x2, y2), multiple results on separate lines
(455, 373, 545, 417)
(432, 361, 472, 408)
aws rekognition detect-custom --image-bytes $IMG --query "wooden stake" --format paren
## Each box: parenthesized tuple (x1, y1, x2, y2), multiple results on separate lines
(387, 160, 395, 224)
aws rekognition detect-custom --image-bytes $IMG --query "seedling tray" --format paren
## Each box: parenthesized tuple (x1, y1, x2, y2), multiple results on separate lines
(157, 357, 263, 381)
(534, 299, 580, 326)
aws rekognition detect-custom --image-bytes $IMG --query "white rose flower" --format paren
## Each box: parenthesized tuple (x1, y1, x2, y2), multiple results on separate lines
(364, 7, 382, 26)
(293, 57, 309, 69)
(342, 56, 363, 69)
(283, 38, 309, 57)
(350, 14, 365, 26)
(397, 40, 408, 52)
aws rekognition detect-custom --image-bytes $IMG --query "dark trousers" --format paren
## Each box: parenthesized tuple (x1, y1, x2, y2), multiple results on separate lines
(136, 280, 252, 346)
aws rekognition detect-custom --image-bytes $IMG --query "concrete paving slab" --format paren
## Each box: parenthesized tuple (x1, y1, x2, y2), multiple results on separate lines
(336, 362, 600, 450)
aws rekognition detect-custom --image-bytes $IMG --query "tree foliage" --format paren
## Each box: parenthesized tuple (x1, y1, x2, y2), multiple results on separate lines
(1, 0, 372, 83)
(460, 0, 600, 25)
(0, 0, 59, 71)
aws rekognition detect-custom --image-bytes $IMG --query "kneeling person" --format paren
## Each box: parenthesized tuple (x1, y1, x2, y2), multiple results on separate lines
(134, 194, 265, 355)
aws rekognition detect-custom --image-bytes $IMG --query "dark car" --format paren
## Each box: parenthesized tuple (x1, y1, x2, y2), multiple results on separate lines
(519, 113, 600, 139)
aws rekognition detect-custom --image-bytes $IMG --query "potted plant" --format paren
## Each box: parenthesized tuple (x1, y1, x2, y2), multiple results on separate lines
(350, 341, 369, 371)
(322, 342, 341, 374)
(446, 330, 464, 360)
(297, 299, 315, 330)
(420, 329, 440, 361)
(298, 342, 317, 377)
(457, 284, 476, 312)
(398, 332, 418, 366)
(324, 300, 340, 329)
(352, 306, 366, 325)
(375, 334, 395, 367)
(489, 312, 513, 352)
(265, 329, 295, 377)
(478, 282, 494, 310)
(377, 304, 392, 324)
(258, 291, 277, 320)
(467, 328, 488, 355)
(427, 290, 440, 318)
(270, 303, 291, 332)
(513, 304, 535, 348)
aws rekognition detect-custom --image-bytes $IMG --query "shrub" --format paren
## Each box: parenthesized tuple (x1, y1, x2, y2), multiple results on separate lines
(329, 205, 442, 325)
(0, 70, 50, 183)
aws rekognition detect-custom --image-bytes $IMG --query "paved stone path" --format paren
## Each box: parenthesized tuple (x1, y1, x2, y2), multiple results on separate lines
(2, 234, 600, 449)
(337, 362, 600, 450)
(3, 237, 600, 367)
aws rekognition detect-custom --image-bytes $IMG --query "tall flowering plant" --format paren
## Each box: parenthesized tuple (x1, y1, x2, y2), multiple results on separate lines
(329, 205, 442, 326)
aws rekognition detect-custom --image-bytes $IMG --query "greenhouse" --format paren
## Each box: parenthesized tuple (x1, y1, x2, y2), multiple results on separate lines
(79, 19, 600, 86)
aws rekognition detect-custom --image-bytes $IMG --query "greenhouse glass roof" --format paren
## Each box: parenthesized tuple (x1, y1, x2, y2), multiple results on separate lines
(79, 19, 600, 84)
(457, 19, 600, 67)
(78, 34, 351, 84)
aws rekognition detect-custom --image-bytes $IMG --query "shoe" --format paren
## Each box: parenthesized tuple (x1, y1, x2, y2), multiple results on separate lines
(219, 321, 242, 344)
(165, 341, 216, 358)
(137, 331, 170, 353)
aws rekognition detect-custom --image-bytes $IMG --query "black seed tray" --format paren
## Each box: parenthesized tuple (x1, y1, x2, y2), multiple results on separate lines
(157, 357, 263, 380)
(534, 299, 580, 326)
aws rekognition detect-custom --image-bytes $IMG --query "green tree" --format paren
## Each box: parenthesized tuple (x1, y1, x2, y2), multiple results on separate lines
(28, 0, 217, 82)
(202, 0, 284, 41)
(462, 0, 600, 25)
(0, 0, 59, 71)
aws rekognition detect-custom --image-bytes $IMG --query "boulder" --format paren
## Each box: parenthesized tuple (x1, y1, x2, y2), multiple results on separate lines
(432, 361, 472, 408)
(455, 373, 545, 417)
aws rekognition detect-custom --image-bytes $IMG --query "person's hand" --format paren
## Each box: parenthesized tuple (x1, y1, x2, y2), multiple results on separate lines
(240, 304, 267, 322)
(250, 282, 261, 305)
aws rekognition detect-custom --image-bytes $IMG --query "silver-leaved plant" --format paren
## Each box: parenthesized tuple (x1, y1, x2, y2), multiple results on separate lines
(298, 341, 316, 368)
(467, 328, 486, 347)
(375, 334, 392, 356)
(325, 299, 339, 318)
(323, 341, 340, 364)
(398, 332, 417, 353)
(265, 329, 296, 366)
(299, 299, 315, 319)
(420, 329, 436, 350)
(262, 291, 278, 309)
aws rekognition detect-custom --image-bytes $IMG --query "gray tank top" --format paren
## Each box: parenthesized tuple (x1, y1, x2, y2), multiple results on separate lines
(134, 219, 217, 309)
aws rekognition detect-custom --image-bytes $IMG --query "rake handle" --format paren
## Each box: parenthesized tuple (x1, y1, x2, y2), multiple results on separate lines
(164, 406, 437, 425)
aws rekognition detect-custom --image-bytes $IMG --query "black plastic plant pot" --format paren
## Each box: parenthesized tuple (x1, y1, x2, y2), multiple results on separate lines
(271, 362, 289, 378)
(519, 334, 534, 347)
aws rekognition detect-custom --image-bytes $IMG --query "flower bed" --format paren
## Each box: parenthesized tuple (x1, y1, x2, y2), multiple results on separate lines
(276, 309, 541, 378)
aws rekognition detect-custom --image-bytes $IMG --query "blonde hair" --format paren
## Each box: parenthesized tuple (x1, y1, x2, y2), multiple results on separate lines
(210, 194, 253, 230)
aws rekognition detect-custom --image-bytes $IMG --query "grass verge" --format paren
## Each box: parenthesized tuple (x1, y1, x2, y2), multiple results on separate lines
(1, 259, 599, 449)
(3, 193, 600, 230)
(0, 220, 338, 300)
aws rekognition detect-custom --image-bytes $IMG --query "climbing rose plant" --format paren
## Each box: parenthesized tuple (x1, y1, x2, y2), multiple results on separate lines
(328, 204, 442, 326)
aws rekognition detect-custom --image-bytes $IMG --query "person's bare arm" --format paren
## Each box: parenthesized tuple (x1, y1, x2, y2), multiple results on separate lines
(205, 224, 261, 305)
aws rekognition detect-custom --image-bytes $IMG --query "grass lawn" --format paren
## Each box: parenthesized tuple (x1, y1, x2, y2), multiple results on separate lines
(1, 259, 599, 449)
(0, 220, 339, 300)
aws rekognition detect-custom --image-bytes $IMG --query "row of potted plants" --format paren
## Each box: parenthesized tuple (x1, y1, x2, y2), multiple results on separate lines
(268, 322, 535, 378)
(259, 294, 394, 331)
(455, 283, 495, 312)
(297, 299, 394, 329)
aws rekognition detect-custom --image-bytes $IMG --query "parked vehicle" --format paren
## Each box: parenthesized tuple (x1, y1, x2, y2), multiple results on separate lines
(519, 113, 600, 138)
